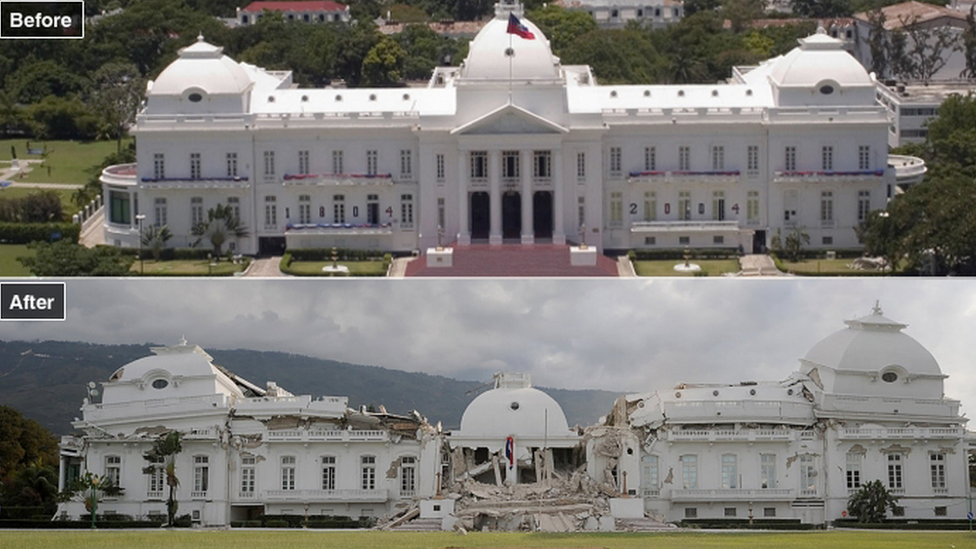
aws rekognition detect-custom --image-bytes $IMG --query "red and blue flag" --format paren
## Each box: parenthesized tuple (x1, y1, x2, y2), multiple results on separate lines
(507, 13, 535, 40)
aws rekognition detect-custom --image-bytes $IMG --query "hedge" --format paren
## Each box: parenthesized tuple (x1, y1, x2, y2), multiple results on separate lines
(627, 248, 740, 261)
(833, 518, 976, 530)
(0, 506, 54, 520)
(243, 514, 377, 528)
(771, 248, 865, 260)
(280, 251, 391, 277)
(0, 519, 164, 529)
(285, 248, 390, 262)
(680, 518, 817, 530)
(0, 222, 80, 244)
(119, 247, 239, 261)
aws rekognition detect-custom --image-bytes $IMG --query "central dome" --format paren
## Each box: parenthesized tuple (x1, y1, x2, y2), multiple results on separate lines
(459, 373, 571, 438)
(460, 2, 559, 81)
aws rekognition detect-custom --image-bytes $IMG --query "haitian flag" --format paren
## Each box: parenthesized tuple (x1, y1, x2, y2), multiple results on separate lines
(505, 436, 515, 466)
(507, 13, 535, 40)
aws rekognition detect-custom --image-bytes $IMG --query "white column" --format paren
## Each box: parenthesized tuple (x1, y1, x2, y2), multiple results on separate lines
(553, 148, 566, 244)
(58, 456, 66, 492)
(489, 150, 502, 245)
(521, 149, 534, 244)
(457, 152, 470, 245)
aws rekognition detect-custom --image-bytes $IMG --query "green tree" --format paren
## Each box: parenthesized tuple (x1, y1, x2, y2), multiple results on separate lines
(771, 226, 810, 262)
(722, 0, 764, 34)
(962, 6, 976, 78)
(191, 203, 249, 257)
(91, 62, 144, 152)
(362, 35, 407, 87)
(63, 471, 123, 527)
(27, 95, 100, 141)
(791, 0, 851, 18)
(562, 28, 666, 84)
(141, 224, 173, 261)
(0, 406, 59, 494)
(527, 6, 597, 54)
(9, 459, 59, 510)
(19, 241, 135, 276)
(847, 479, 899, 523)
(143, 431, 182, 527)
(74, 143, 136, 207)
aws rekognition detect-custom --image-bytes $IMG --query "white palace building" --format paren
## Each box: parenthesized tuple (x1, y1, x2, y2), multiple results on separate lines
(57, 306, 973, 528)
(99, 0, 916, 257)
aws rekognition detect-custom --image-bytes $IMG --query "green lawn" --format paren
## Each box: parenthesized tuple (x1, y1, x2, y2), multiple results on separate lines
(634, 259, 741, 277)
(131, 258, 249, 276)
(0, 138, 131, 185)
(0, 186, 82, 216)
(2, 530, 976, 549)
(0, 244, 33, 276)
(774, 258, 888, 276)
(283, 260, 389, 276)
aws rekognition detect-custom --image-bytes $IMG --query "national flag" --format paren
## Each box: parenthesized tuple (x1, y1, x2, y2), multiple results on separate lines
(505, 436, 514, 466)
(507, 13, 535, 40)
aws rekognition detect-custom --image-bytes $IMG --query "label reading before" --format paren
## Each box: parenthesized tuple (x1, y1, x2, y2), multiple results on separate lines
(0, 1, 84, 38)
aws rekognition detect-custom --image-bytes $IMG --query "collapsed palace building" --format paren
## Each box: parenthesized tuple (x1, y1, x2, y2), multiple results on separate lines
(58, 306, 973, 529)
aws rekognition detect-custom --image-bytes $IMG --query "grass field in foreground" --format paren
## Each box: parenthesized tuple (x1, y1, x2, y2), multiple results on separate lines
(0, 244, 34, 276)
(633, 259, 740, 277)
(2, 530, 976, 549)
(774, 258, 888, 276)
(0, 138, 131, 185)
(131, 258, 248, 276)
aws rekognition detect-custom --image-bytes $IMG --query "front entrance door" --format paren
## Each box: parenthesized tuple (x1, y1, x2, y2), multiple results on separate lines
(471, 192, 490, 240)
(502, 191, 521, 240)
(753, 229, 766, 254)
(533, 191, 553, 239)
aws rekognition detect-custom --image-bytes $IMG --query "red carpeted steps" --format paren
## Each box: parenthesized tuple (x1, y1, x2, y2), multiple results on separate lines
(404, 244, 618, 277)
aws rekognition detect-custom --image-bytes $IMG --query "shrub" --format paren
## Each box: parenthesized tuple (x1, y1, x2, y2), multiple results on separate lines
(0, 222, 79, 244)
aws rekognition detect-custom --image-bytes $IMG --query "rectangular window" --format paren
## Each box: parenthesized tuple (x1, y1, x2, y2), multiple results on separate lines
(105, 456, 121, 488)
(821, 190, 834, 225)
(436, 153, 445, 182)
(264, 196, 277, 228)
(577, 152, 586, 181)
(859, 145, 870, 170)
(437, 197, 446, 230)
(724, 507, 737, 517)
(641, 455, 659, 496)
(241, 456, 255, 495)
(281, 456, 296, 491)
(153, 153, 165, 179)
(644, 191, 656, 221)
(299, 195, 311, 224)
(684, 508, 697, 518)
(711, 145, 724, 171)
(534, 150, 552, 179)
(678, 146, 690, 171)
(609, 146, 622, 176)
(400, 149, 412, 178)
(578, 196, 585, 229)
(109, 191, 130, 225)
(678, 191, 691, 221)
(470, 151, 488, 180)
(191, 197, 203, 226)
(361, 456, 376, 490)
(609, 192, 623, 226)
(761, 454, 776, 489)
(858, 190, 871, 222)
(713, 235, 724, 244)
(190, 153, 201, 179)
(503, 151, 520, 180)
(764, 507, 776, 517)
(367, 194, 379, 225)
(299, 150, 310, 175)
(264, 151, 275, 176)
(333, 194, 345, 223)
(193, 456, 209, 493)
(644, 146, 656, 171)
(332, 150, 344, 175)
(680, 455, 697, 489)
(721, 454, 737, 489)
(935, 506, 948, 516)
(367, 150, 378, 176)
(322, 456, 336, 491)
(888, 453, 903, 490)
(892, 506, 905, 517)
(800, 455, 815, 496)
(784, 189, 798, 224)
(846, 452, 862, 490)
(400, 194, 414, 228)
(747, 145, 759, 174)
(785, 146, 796, 172)
(148, 459, 165, 495)
(645, 236, 656, 245)
(712, 191, 725, 221)
(822, 146, 834, 171)
(400, 456, 416, 496)
(154, 198, 167, 228)
(226, 152, 238, 178)
(747, 190, 760, 223)
(930, 453, 946, 491)
(227, 196, 240, 221)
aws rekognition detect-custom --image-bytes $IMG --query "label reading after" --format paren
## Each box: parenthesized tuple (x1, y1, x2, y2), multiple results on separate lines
(0, 283, 66, 320)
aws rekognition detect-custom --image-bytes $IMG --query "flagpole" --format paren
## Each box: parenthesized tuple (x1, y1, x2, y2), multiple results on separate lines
(508, 31, 513, 104)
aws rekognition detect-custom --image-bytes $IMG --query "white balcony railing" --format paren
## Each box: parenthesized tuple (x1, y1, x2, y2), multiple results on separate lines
(671, 488, 795, 501)
(838, 426, 963, 440)
(264, 488, 389, 502)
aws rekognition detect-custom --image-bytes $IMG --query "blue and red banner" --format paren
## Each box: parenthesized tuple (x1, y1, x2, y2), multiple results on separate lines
(505, 436, 514, 467)
(507, 14, 535, 40)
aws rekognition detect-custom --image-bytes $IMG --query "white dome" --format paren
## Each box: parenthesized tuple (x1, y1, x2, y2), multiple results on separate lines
(461, 8, 559, 81)
(111, 346, 218, 383)
(802, 306, 941, 376)
(459, 383, 570, 439)
(768, 31, 872, 88)
(151, 37, 253, 96)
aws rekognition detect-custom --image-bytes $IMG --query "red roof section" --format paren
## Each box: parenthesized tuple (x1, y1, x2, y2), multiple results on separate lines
(242, 1, 346, 13)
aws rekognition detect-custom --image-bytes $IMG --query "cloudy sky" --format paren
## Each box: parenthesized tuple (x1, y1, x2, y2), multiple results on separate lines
(2, 278, 976, 417)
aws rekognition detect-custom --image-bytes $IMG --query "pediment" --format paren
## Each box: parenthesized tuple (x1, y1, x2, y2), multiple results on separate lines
(451, 103, 568, 135)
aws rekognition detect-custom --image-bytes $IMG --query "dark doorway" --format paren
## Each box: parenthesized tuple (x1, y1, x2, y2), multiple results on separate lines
(752, 229, 766, 254)
(502, 191, 521, 239)
(258, 236, 286, 255)
(471, 192, 490, 240)
(533, 191, 553, 239)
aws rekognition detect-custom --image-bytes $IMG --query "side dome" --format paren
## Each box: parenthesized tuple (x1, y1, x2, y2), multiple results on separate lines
(459, 373, 570, 438)
(769, 30, 873, 89)
(802, 305, 941, 376)
(460, 3, 559, 81)
(151, 36, 253, 96)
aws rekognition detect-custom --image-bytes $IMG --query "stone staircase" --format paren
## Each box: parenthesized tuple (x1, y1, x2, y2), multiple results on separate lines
(615, 518, 676, 531)
(404, 244, 618, 277)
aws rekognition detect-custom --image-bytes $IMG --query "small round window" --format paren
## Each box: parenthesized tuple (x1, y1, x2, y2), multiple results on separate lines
(151, 379, 169, 389)
(819, 84, 835, 95)
(882, 371, 898, 383)
(510, 401, 520, 411)
(188, 93, 202, 103)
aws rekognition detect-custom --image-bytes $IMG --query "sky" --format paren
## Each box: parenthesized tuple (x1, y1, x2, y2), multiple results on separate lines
(2, 278, 975, 418)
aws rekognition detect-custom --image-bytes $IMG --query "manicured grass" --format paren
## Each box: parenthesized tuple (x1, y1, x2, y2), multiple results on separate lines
(0, 244, 33, 276)
(774, 257, 888, 276)
(283, 260, 389, 276)
(130, 258, 249, 276)
(0, 186, 81, 216)
(634, 258, 741, 277)
(0, 138, 131, 185)
(2, 530, 976, 549)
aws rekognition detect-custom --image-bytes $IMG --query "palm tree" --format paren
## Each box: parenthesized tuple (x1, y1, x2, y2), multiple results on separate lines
(141, 224, 173, 261)
(143, 431, 182, 527)
(191, 204, 249, 258)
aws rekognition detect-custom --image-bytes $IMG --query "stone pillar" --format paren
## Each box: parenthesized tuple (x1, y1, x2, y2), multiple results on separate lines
(457, 152, 470, 245)
(58, 456, 66, 492)
(521, 149, 533, 245)
(489, 150, 502, 245)
(553, 148, 566, 244)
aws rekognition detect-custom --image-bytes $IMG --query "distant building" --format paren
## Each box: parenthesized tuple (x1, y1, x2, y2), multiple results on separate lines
(876, 79, 976, 149)
(236, 0, 350, 26)
(553, 0, 684, 29)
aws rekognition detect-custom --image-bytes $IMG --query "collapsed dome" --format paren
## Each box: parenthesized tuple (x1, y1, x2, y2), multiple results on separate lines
(459, 373, 570, 438)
